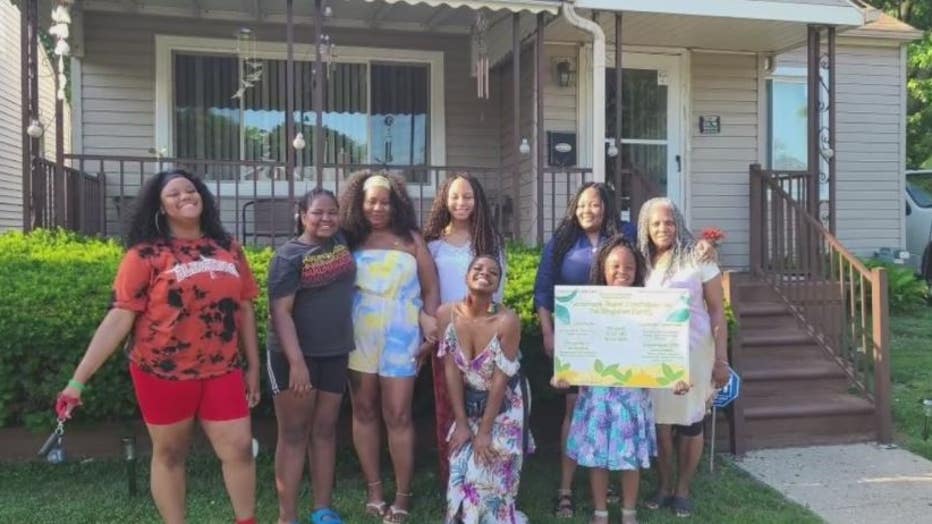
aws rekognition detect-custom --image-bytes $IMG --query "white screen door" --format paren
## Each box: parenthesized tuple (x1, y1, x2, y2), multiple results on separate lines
(605, 53, 682, 218)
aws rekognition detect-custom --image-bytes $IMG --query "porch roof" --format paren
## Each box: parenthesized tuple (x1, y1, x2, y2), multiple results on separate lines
(573, 0, 865, 27)
(73, 0, 557, 34)
(364, 0, 559, 14)
(546, 3, 867, 53)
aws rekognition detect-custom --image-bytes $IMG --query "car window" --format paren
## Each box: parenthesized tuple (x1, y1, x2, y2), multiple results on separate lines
(907, 179, 932, 208)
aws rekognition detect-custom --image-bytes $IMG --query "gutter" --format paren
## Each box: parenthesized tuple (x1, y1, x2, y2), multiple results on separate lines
(560, 1, 606, 181)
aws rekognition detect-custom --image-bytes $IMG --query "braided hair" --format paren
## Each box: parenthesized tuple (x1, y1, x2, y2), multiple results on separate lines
(589, 234, 646, 287)
(636, 197, 696, 282)
(423, 173, 502, 258)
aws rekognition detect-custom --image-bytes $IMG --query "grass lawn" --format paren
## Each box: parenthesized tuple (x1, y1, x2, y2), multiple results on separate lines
(890, 306, 932, 460)
(0, 442, 818, 524)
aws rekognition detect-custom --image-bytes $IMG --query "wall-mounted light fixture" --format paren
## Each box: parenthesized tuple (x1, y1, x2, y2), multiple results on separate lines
(554, 58, 576, 88)
(519, 138, 531, 155)
(26, 118, 44, 139)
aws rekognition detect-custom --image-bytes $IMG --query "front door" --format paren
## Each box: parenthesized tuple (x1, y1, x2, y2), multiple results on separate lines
(605, 53, 683, 220)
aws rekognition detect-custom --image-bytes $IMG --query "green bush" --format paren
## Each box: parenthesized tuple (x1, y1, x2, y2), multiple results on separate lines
(0, 230, 543, 427)
(864, 258, 929, 313)
(0, 230, 275, 428)
(502, 242, 542, 339)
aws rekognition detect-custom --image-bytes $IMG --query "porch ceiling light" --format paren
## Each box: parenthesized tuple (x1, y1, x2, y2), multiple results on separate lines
(555, 59, 576, 88)
(519, 138, 531, 155)
(26, 119, 44, 139)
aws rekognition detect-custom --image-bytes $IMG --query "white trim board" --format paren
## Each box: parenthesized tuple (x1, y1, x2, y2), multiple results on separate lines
(574, 0, 864, 26)
(153, 34, 446, 171)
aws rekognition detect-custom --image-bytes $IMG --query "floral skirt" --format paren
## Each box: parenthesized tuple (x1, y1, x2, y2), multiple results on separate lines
(566, 386, 657, 470)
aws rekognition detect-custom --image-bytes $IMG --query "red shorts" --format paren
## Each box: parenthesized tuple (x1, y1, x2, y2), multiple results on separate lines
(130, 364, 249, 425)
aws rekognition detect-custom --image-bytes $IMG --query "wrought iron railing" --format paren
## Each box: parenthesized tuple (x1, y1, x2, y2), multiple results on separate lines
(63, 155, 517, 247)
(30, 157, 103, 235)
(749, 164, 892, 443)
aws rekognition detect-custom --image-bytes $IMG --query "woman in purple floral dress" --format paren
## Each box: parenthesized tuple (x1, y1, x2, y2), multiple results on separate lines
(437, 254, 532, 524)
(556, 236, 657, 524)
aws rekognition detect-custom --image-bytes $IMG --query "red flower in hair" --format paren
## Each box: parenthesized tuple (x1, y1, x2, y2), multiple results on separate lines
(701, 227, 726, 245)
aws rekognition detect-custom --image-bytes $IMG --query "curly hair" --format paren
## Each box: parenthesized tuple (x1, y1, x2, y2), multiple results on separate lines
(126, 169, 231, 249)
(636, 197, 696, 280)
(422, 173, 502, 258)
(589, 234, 646, 287)
(339, 171, 419, 249)
(551, 182, 618, 270)
(295, 187, 338, 236)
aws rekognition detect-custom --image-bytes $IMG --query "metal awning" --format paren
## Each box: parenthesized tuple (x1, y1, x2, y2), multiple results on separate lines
(575, 0, 865, 27)
(364, 0, 560, 14)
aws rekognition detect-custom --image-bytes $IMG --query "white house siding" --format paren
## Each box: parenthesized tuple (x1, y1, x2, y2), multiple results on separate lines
(540, 43, 581, 242)
(498, 47, 536, 243)
(0, 0, 24, 231)
(776, 42, 907, 256)
(689, 52, 761, 268)
(0, 0, 70, 232)
(78, 12, 501, 233)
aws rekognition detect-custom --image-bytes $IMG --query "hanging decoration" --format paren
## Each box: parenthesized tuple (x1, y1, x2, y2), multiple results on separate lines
(49, 0, 73, 101)
(232, 28, 263, 100)
(471, 12, 490, 99)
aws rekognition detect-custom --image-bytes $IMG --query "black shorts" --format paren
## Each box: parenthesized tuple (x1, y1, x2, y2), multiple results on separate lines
(672, 420, 704, 437)
(266, 351, 348, 395)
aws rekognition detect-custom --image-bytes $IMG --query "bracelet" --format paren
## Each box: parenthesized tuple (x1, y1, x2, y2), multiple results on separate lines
(67, 378, 86, 392)
(715, 358, 729, 366)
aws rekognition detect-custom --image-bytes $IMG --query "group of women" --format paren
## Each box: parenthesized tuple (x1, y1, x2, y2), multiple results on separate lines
(55, 167, 728, 524)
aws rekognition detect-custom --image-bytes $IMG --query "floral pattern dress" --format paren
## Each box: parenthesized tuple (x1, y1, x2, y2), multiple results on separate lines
(566, 386, 656, 470)
(439, 321, 534, 524)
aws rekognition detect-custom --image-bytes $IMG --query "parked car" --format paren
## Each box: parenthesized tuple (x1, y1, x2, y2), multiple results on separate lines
(906, 170, 932, 282)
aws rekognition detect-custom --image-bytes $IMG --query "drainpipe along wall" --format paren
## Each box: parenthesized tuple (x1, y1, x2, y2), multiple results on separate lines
(561, 3, 606, 181)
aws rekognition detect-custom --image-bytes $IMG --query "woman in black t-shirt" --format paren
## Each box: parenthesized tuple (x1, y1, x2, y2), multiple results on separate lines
(267, 188, 356, 524)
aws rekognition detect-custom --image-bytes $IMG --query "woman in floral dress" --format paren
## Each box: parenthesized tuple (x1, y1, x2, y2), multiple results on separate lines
(437, 255, 532, 524)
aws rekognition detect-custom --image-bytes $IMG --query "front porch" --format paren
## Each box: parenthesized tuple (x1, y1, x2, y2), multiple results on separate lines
(23, 0, 856, 251)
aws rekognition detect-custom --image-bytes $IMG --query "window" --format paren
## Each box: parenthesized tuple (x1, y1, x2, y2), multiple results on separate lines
(766, 77, 807, 170)
(171, 52, 431, 178)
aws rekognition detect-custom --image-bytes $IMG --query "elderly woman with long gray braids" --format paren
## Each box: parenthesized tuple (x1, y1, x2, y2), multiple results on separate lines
(637, 197, 730, 518)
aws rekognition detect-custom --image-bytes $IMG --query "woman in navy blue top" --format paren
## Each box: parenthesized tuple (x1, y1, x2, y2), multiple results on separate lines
(534, 182, 625, 518)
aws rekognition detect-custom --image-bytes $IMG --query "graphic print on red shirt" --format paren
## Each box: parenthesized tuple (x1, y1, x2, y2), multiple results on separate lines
(112, 238, 259, 380)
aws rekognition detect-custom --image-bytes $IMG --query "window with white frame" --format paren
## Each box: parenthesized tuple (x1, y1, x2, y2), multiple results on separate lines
(173, 53, 430, 171)
(766, 71, 808, 171)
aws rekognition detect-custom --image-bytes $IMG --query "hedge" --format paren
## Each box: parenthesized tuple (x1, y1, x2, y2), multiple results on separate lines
(0, 230, 548, 428)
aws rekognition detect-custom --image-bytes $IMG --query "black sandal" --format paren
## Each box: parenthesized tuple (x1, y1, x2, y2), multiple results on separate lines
(644, 491, 673, 510)
(553, 489, 574, 518)
(671, 496, 694, 517)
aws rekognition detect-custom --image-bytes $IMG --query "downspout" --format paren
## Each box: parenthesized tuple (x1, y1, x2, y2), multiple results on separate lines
(561, 2, 605, 181)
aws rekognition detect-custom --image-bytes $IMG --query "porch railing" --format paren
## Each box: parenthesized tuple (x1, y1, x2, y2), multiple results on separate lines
(63, 154, 518, 247)
(30, 157, 104, 235)
(748, 163, 892, 443)
(538, 166, 659, 244)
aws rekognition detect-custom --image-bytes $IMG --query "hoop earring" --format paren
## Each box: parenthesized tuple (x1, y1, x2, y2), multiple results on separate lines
(154, 211, 163, 235)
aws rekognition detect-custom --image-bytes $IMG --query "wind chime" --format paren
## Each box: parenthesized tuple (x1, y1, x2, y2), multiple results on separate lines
(471, 12, 490, 99)
(49, 0, 73, 101)
(232, 28, 262, 101)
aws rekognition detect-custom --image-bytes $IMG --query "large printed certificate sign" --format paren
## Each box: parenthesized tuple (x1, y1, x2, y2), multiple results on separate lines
(553, 285, 690, 388)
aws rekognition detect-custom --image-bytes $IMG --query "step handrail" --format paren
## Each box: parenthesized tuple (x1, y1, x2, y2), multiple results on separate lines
(748, 164, 892, 444)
